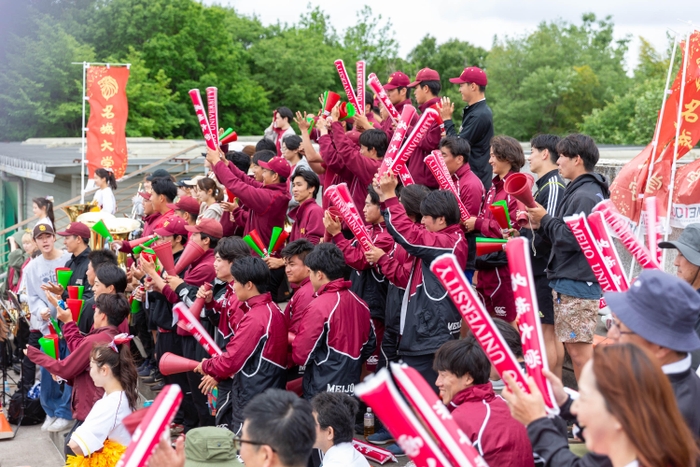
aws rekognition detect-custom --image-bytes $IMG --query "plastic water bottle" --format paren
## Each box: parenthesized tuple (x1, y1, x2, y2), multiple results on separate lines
(363, 407, 375, 437)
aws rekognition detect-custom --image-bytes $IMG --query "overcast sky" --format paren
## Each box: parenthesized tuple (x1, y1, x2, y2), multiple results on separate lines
(205, 0, 700, 72)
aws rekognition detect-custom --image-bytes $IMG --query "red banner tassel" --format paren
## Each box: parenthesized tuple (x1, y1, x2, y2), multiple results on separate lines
(505, 238, 560, 414)
(206, 87, 219, 147)
(592, 200, 661, 270)
(377, 105, 417, 179)
(173, 303, 223, 357)
(391, 363, 490, 466)
(325, 183, 374, 253)
(356, 61, 366, 115)
(188, 89, 218, 151)
(430, 254, 530, 392)
(367, 73, 400, 122)
(334, 59, 360, 112)
(425, 150, 470, 222)
(355, 369, 453, 467)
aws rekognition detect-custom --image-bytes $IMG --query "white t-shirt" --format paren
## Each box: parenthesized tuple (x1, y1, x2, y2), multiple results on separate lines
(71, 391, 133, 455)
(93, 187, 117, 215)
(321, 442, 370, 467)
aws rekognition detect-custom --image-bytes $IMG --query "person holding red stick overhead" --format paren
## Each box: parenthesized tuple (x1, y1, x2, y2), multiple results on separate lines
(464, 136, 524, 325)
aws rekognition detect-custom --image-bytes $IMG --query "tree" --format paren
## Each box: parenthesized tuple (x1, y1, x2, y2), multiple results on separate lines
(341, 6, 399, 79)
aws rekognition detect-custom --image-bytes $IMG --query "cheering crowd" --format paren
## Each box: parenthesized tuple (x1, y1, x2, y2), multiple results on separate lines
(4, 64, 700, 467)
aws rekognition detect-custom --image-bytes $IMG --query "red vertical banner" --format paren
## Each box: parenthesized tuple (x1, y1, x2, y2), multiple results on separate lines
(86, 66, 130, 179)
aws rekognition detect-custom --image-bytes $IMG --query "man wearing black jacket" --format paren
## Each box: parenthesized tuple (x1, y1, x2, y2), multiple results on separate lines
(527, 134, 609, 380)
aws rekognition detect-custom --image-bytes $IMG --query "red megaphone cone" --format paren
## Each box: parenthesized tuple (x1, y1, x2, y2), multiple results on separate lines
(66, 299, 84, 323)
(323, 91, 341, 116)
(504, 173, 536, 208)
(152, 240, 176, 275)
(129, 235, 157, 248)
(476, 242, 506, 256)
(189, 283, 212, 320)
(159, 352, 200, 376)
(175, 241, 206, 275)
(122, 408, 147, 435)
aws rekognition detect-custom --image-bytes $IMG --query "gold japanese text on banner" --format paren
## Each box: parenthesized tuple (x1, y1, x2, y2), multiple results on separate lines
(86, 66, 130, 179)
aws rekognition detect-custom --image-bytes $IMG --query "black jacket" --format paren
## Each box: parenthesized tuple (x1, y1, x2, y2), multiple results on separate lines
(521, 170, 566, 276)
(668, 364, 700, 437)
(691, 289, 700, 371)
(445, 100, 494, 190)
(61, 247, 93, 301)
(538, 173, 610, 282)
(527, 416, 612, 467)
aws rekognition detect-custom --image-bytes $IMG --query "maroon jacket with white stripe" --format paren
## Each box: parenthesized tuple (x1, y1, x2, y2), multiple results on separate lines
(292, 279, 375, 399)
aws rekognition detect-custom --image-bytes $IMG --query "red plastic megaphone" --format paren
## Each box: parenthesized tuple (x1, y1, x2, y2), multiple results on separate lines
(129, 235, 157, 249)
(175, 241, 206, 275)
(122, 408, 147, 435)
(476, 242, 506, 256)
(323, 91, 341, 116)
(151, 240, 176, 275)
(159, 352, 200, 376)
(504, 173, 536, 208)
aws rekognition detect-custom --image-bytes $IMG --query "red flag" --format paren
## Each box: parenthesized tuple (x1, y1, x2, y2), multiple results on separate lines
(86, 66, 130, 179)
(669, 158, 700, 227)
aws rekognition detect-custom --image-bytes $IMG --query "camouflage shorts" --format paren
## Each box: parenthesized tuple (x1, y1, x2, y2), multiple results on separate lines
(552, 291, 598, 344)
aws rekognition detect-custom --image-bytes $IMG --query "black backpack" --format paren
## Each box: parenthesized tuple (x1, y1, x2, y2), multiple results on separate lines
(7, 391, 45, 425)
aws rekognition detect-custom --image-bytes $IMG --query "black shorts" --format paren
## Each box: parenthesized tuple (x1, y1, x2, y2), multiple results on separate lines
(535, 276, 554, 325)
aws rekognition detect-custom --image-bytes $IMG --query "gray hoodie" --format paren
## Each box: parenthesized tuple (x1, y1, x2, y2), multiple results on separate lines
(23, 250, 71, 334)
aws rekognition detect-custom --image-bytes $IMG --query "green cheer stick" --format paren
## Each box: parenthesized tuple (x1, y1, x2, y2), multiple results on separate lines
(56, 269, 73, 289)
(243, 235, 265, 258)
(475, 237, 508, 244)
(133, 236, 160, 255)
(91, 219, 113, 242)
(38, 336, 59, 360)
(268, 226, 283, 253)
(306, 115, 316, 135)
(220, 127, 234, 140)
(77, 285, 84, 300)
(49, 317, 63, 339)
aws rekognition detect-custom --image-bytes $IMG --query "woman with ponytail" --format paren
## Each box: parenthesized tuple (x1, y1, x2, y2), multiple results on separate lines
(32, 196, 55, 228)
(196, 177, 224, 222)
(66, 336, 138, 467)
(93, 168, 118, 215)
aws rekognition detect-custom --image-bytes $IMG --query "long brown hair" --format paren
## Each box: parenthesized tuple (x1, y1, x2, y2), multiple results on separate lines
(90, 343, 139, 411)
(593, 344, 699, 467)
(197, 177, 224, 202)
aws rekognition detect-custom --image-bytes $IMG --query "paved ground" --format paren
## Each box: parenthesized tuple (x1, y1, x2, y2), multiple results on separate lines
(1, 422, 64, 467)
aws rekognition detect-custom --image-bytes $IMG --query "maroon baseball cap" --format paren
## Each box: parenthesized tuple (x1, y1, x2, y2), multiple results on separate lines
(185, 218, 223, 239)
(408, 68, 441, 88)
(449, 67, 488, 86)
(258, 157, 291, 179)
(138, 191, 151, 200)
(155, 216, 190, 238)
(167, 196, 201, 217)
(383, 71, 410, 90)
(56, 222, 91, 239)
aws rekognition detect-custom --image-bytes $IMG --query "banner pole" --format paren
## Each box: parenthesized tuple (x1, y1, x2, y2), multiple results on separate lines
(80, 61, 87, 203)
(663, 28, 692, 265)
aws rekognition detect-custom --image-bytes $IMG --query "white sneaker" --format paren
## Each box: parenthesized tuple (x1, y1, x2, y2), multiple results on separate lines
(47, 417, 73, 432)
(41, 416, 57, 431)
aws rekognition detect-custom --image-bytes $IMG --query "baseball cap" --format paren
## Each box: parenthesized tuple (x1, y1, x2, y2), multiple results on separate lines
(258, 157, 291, 179)
(155, 216, 190, 238)
(138, 191, 151, 200)
(605, 269, 700, 352)
(167, 196, 201, 217)
(659, 223, 700, 267)
(56, 222, 91, 239)
(146, 169, 171, 181)
(184, 175, 205, 186)
(408, 68, 440, 88)
(33, 223, 55, 239)
(185, 218, 223, 239)
(383, 71, 410, 90)
(184, 427, 242, 467)
(449, 67, 488, 86)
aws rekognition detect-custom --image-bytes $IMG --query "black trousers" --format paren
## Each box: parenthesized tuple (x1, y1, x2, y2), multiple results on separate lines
(182, 336, 215, 429)
(131, 309, 154, 361)
(156, 331, 198, 429)
(21, 331, 41, 392)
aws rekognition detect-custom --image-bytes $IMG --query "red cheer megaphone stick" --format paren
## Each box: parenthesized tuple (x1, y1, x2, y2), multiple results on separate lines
(219, 131, 238, 145)
(322, 91, 342, 116)
(174, 241, 206, 275)
(488, 204, 510, 230)
(151, 240, 176, 276)
(129, 235, 158, 249)
(476, 242, 506, 256)
(159, 352, 200, 376)
(504, 173, 536, 208)
(66, 299, 84, 323)
(188, 283, 213, 322)
(123, 408, 148, 435)
(248, 229, 269, 257)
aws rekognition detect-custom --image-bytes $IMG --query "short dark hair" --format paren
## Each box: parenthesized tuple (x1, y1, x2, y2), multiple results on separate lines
(199, 232, 220, 249)
(292, 167, 320, 198)
(311, 392, 358, 445)
(304, 243, 346, 281)
(283, 134, 302, 151)
(440, 136, 471, 164)
(364, 91, 376, 113)
(252, 149, 275, 166)
(95, 263, 127, 294)
(276, 107, 294, 122)
(399, 184, 431, 223)
(419, 80, 441, 96)
(255, 139, 277, 153)
(530, 134, 561, 164)
(214, 236, 250, 263)
(491, 135, 525, 171)
(226, 151, 251, 174)
(243, 389, 315, 467)
(95, 293, 129, 327)
(367, 184, 380, 206)
(150, 178, 178, 203)
(359, 129, 388, 158)
(556, 133, 599, 172)
(492, 318, 522, 359)
(88, 248, 117, 270)
(433, 338, 491, 385)
(420, 190, 460, 226)
(281, 239, 315, 263)
(230, 256, 270, 293)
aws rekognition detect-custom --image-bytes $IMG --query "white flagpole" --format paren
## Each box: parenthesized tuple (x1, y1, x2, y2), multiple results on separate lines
(663, 28, 693, 266)
(80, 61, 87, 203)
